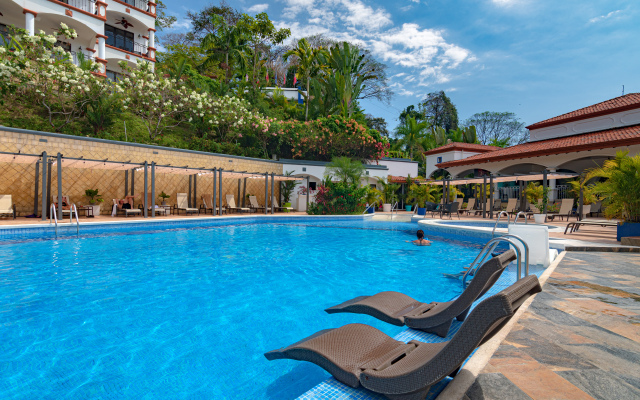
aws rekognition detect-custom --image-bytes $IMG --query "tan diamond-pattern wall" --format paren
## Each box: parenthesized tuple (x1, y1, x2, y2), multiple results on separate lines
(0, 129, 283, 216)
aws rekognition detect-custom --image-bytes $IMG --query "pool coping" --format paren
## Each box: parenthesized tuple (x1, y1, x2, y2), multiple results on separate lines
(434, 250, 567, 400)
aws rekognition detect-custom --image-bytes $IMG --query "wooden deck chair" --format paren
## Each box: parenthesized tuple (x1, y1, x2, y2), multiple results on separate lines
(175, 193, 199, 215)
(226, 194, 251, 213)
(0, 195, 16, 219)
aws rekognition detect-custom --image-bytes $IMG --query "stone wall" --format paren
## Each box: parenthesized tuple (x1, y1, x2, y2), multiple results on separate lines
(0, 127, 283, 216)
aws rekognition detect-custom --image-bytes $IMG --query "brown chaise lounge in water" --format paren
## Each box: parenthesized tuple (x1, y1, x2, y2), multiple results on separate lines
(325, 250, 517, 337)
(265, 275, 542, 400)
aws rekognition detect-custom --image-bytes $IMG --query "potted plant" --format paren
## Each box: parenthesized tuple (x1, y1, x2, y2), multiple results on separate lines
(525, 182, 545, 223)
(84, 189, 104, 216)
(590, 151, 640, 241)
(378, 178, 400, 212)
(406, 183, 437, 215)
(297, 185, 309, 212)
(159, 191, 171, 206)
(365, 187, 381, 213)
(281, 171, 297, 213)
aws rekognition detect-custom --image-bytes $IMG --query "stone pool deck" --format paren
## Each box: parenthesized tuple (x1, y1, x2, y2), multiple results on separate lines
(463, 252, 640, 400)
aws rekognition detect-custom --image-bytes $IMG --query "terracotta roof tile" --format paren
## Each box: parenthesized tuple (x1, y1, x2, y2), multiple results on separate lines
(437, 124, 640, 168)
(527, 93, 640, 130)
(423, 142, 500, 156)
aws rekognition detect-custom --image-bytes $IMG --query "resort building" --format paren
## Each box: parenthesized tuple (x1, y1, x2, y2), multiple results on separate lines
(0, 0, 157, 78)
(423, 142, 500, 179)
(436, 93, 640, 200)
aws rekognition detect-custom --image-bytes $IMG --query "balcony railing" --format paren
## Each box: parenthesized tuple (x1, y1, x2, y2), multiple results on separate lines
(52, 50, 95, 67)
(106, 34, 149, 57)
(120, 0, 150, 12)
(57, 0, 97, 14)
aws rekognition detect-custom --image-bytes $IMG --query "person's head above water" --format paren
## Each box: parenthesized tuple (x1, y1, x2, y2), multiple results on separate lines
(416, 230, 425, 240)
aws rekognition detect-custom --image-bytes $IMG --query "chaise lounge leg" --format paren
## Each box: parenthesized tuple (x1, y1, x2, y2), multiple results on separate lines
(422, 319, 452, 338)
(456, 307, 470, 321)
(384, 386, 431, 400)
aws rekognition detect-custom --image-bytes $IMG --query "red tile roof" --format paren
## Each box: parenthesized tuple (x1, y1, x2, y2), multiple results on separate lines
(437, 124, 640, 168)
(527, 93, 640, 130)
(388, 175, 430, 184)
(423, 142, 500, 156)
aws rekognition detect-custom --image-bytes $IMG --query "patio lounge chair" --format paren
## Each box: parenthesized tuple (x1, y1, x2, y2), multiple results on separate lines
(504, 198, 517, 214)
(139, 193, 169, 216)
(326, 250, 517, 337)
(474, 199, 492, 216)
(201, 194, 225, 215)
(266, 275, 542, 400)
(547, 198, 573, 221)
(0, 195, 16, 219)
(112, 197, 142, 217)
(458, 198, 475, 216)
(249, 195, 266, 212)
(272, 197, 294, 212)
(175, 193, 199, 215)
(441, 202, 460, 219)
(226, 194, 251, 213)
(564, 217, 618, 234)
(52, 195, 78, 218)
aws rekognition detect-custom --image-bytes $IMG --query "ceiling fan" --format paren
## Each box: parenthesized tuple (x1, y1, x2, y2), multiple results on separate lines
(115, 17, 133, 29)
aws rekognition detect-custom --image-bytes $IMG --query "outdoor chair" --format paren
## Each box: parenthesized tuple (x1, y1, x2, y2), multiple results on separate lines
(175, 193, 199, 215)
(504, 198, 517, 214)
(249, 196, 266, 212)
(424, 201, 439, 217)
(51, 195, 77, 218)
(589, 201, 602, 217)
(201, 194, 225, 215)
(441, 201, 460, 219)
(272, 197, 294, 212)
(547, 198, 573, 221)
(226, 194, 251, 213)
(326, 249, 516, 337)
(139, 193, 169, 216)
(112, 197, 142, 217)
(266, 274, 542, 400)
(458, 198, 475, 216)
(0, 195, 16, 219)
(474, 199, 491, 216)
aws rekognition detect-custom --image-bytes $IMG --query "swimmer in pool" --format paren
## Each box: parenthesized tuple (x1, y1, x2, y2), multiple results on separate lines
(407, 229, 431, 246)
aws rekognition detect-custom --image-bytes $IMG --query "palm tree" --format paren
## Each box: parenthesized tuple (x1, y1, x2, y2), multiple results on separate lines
(395, 116, 430, 159)
(200, 14, 248, 84)
(325, 157, 365, 185)
(590, 151, 640, 222)
(284, 38, 327, 121)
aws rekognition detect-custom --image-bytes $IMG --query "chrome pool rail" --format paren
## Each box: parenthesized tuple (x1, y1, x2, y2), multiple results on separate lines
(49, 203, 80, 237)
(390, 201, 399, 220)
(71, 204, 80, 235)
(49, 203, 58, 237)
(492, 211, 511, 238)
(462, 234, 530, 289)
(514, 211, 528, 225)
(362, 204, 375, 214)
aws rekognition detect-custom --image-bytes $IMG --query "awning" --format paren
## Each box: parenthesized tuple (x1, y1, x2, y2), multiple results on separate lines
(422, 172, 578, 186)
(0, 152, 41, 164)
(56, 158, 141, 170)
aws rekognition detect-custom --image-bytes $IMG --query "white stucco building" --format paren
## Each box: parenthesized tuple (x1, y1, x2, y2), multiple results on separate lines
(1, 0, 157, 78)
(423, 143, 499, 178)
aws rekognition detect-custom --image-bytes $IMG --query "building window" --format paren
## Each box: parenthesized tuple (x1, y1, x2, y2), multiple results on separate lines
(105, 24, 134, 53)
(437, 156, 442, 163)
(302, 167, 306, 172)
(106, 70, 123, 82)
(309, 182, 317, 191)
(366, 171, 369, 175)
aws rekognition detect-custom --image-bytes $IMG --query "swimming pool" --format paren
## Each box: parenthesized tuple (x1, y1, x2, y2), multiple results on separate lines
(0, 218, 505, 399)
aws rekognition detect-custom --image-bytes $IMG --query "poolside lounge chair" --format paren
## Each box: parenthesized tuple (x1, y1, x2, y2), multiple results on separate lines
(266, 275, 542, 400)
(139, 193, 169, 216)
(504, 198, 517, 214)
(547, 198, 573, 221)
(249, 195, 266, 212)
(175, 193, 199, 215)
(201, 194, 225, 215)
(458, 198, 475, 216)
(272, 197, 294, 212)
(474, 199, 492, 216)
(589, 201, 602, 217)
(52, 195, 78, 218)
(226, 194, 251, 213)
(441, 202, 460, 220)
(112, 197, 142, 217)
(0, 195, 16, 219)
(326, 250, 517, 337)
(564, 217, 618, 234)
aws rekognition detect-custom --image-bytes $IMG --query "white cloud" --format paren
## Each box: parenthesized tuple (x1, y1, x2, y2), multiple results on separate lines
(491, 0, 518, 6)
(589, 10, 623, 24)
(247, 3, 270, 13)
(398, 88, 415, 96)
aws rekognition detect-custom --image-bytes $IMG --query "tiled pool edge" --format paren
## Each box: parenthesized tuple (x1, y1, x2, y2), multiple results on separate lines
(433, 251, 567, 400)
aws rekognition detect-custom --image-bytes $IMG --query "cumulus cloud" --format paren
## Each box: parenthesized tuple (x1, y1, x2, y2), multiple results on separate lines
(247, 3, 270, 13)
(589, 10, 622, 24)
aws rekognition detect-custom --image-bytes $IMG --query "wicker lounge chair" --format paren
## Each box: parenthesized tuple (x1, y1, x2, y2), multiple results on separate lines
(458, 198, 475, 216)
(201, 194, 225, 215)
(0, 195, 16, 219)
(326, 250, 517, 337)
(175, 193, 199, 215)
(272, 197, 294, 212)
(441, 202, 460, 220)
(226, 194, 251, 213)
(266, 275, 542, 400)
(249, 195, 266, 212)
(112, 197, 142, 217)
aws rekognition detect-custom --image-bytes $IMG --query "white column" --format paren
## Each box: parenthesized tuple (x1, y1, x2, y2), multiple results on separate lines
(98, 36, 106, 60)
(148, 30, 155, 48)
(24, 11, 36, 36)
(548, 167, 557, 201)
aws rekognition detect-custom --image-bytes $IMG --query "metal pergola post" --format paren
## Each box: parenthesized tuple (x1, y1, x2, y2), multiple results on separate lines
(543, 169, 548, 222)
(270, 173, 275, 214)
(482, 175, 487, 219)
(46, 160, 52, 218)
(193, 174, 197, 208)
(237, 179, 241, 206)
(489, 174, 494, 219)
(125, 170, 129, 197)
(33, 160, 39, 216)
(131, 169, 135, 196)
(213, 167, 217, 216)
(218, 168, 223, 216)
(242, 178, 247, 207)
(188, 175, 192, 208)
(41, 152, 47, 221)
(264, 172, 268, 215)
(519, 180, 525, 211)
(306, 176, 310, 211)
(143, 161, 148, 218)
(151, 162, 155, 218)
(579, 186, 584, 221)
(57, 153, 62, 221)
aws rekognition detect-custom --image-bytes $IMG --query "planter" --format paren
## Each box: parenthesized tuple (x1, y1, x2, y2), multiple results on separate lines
(417, 207, 426, 216)
(161, 200, 167, 206)
(382, 203, 391, 212)
(297, 195, 307, 212)
(366, 205, 375, 214)
(617, 222, 640, 241)
(405, 205, 412, 212)
(284, 202, 292, 213)
(533, 214, 546, 224)
(87, 204, 101, 217)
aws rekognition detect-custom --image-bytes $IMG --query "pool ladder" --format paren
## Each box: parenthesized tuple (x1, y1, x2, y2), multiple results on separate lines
(49, 203, 80, 238)
(390, 201, 399, 220)
(460, 235, 530, 288)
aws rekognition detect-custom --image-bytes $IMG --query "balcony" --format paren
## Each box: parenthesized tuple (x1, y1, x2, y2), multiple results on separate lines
(105, 25, 150, 58)
(55, 0, 98, 14)
(52, 49, 96, 68)
(117, 0, 151, 13)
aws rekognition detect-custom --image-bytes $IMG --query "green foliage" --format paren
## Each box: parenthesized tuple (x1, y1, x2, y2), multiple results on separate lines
(394, 116, 430, 159)
(159, 191, 171, 200)
(377, 178, 400, 204)
(590, 151, 640, 222)
(464, 111, 527, 146)
(568, 174, 597, 205)
(283, 38, 327, 120)
(84, 93, 122, 135)
(525, 182, 544, 204)
(281, 171, 297, 203)
(419, 91, 458, 132)
(406, 183, 438, 206)
(307, 181, 367, 215)
(325, 157, 365, 185)
(84, 189, 104, 204)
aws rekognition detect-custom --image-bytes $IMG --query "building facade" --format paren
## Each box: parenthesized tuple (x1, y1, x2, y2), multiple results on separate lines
(1, 0, 157, 78)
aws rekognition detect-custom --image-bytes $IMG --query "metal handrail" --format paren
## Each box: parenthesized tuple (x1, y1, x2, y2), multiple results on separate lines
(362, 203, 375, 214)
(462, 234, 530, 288)
(492, 211, 511, 238)
(514, 211, 528, 225)
(71, 204, 80, 235)
(49, 203, 58, 237)
(390, 201, 399, 220)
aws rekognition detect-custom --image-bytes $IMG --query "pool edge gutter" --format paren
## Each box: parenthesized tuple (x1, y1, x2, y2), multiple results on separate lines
(434, 250, 567, 400)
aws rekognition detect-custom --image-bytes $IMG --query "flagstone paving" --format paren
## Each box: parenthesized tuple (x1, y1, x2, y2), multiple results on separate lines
(464, 252, 640, 400)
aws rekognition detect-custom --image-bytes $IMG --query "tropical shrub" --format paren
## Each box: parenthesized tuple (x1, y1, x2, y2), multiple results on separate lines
(307, 181, 367, 215)
(590, 151, 640, 222)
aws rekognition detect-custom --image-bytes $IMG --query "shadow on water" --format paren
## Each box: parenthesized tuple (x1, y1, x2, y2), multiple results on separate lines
(265, 363, 329, 400)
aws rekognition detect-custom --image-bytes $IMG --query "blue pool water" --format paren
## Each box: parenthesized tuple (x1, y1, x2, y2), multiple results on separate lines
(0, 219, 492, 399)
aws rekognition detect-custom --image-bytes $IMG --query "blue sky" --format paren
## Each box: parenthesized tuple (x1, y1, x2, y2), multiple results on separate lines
(159, 0, 639, 131)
